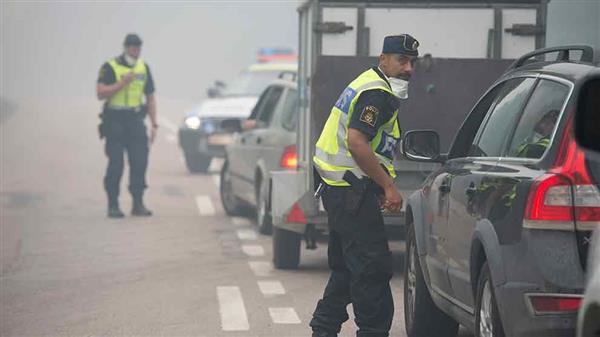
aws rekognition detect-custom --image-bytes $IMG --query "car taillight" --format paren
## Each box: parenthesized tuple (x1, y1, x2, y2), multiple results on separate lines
(280, 145, 298, 169)
(528, 294, 582, 315)
(524, 116, 600, 231)
(286, 202, 307, 224)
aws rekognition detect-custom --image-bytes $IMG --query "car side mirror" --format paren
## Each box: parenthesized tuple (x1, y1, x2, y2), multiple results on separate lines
(220, 118, 242, 133)
(207, 87, 221, 98)
(575, 75, 600, 156)
(402, 130, 442, 162)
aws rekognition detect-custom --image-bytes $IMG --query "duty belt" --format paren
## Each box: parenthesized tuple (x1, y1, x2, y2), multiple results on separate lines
(106, 105, 144, 113)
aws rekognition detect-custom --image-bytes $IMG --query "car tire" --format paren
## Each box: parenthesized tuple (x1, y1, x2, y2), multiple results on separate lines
(272, 226, 301, 269)
(475, 263, 505, 337)
(184, 151, 212, 173)
(220, 160, 245, 216)
(404, 221, 459, 337)
(255, 176, 272, 235)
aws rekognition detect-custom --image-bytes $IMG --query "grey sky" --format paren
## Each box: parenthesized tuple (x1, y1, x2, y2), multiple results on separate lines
(1, 1, 301, 101)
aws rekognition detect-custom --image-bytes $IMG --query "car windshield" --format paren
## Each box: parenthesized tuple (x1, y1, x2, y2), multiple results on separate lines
(222, 70, 285, 97)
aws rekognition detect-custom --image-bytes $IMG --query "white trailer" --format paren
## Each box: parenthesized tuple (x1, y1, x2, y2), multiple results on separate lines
(271, 0, 548, 269)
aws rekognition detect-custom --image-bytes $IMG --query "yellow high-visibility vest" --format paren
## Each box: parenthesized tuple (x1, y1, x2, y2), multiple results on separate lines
(516, 136, 550, 158)
(313, 68, 401, 186)
(107, 58, 147, 109)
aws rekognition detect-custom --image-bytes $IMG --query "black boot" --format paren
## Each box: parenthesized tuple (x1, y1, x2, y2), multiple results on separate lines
(131, 198, 152, 216)
(108, 200, 125, 218)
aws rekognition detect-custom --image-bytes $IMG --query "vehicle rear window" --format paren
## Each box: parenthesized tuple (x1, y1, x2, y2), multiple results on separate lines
(255, 86, 284, 126)
(468, 77, 536, 158)
(448, 82, 505, 159)
(280, 89, 298, 131)
(506, 79, 569, 159)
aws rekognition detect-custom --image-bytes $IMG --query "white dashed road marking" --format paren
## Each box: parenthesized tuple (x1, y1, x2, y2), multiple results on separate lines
(232, 217, 251, 226)
(248, 261, 272, 277)
(216, 286, 250, 331)
(237, 229, 258, 241)
(242, 245, 265, 257)
(158, 116, 179, 134)
(165, 133, 176, 143)
(269, 307, 301, 324)
(258, 280, 285, 296)
(195, 195, 215, 216)
(212, 174, 220, 187)
(209, 160, 221, 173)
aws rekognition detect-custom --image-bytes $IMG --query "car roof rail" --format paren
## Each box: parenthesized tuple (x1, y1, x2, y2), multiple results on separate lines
(506, 45, 598, 72)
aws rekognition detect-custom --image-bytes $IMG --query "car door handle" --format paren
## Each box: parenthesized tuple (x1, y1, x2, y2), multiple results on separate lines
(439, 181, 450, 194)
(466, 184, 477, 196)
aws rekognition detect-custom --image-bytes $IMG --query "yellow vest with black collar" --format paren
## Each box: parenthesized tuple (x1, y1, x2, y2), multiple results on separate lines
(313, 68, 401, 186)
(107, 58, 147, 109)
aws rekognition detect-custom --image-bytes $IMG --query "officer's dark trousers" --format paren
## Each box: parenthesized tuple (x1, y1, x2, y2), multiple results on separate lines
(310, 186, 394, 337)
(103, 111, 149, 206)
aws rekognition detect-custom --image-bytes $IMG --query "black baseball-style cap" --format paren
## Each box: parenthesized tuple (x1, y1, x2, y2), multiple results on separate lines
(382, 34, 419, 57)
(124, 33, 143, 47)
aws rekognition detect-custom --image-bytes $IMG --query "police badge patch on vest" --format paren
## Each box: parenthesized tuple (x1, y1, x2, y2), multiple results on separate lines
(359, 105, 379, 127)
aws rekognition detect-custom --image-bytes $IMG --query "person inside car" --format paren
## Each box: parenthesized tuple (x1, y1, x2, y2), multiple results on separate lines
(516, 109, 559, 158)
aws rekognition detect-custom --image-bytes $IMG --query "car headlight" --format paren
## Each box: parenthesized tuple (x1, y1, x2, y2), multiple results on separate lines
(184, 116, 201, 130)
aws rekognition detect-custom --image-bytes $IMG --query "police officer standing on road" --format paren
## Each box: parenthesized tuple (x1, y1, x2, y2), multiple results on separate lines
(310, 34, 419, 337)
(97, 33, 158, 218)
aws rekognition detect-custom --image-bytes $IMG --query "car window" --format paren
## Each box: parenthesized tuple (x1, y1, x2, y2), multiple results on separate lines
(506, 79, 569, 159)
(248, 88, 269, 120)
(255, 86, 284, 126)
(448, 82, 505, 159)
(280, 89, 299, 131)
(468, 77, 536, 158)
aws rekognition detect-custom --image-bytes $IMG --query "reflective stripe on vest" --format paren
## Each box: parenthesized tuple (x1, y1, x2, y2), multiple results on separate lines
(107, 58, 148, 109)
(313, 68, 401, 186)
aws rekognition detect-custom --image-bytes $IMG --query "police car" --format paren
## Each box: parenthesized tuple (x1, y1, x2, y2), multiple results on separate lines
(178, 63, 297, 173)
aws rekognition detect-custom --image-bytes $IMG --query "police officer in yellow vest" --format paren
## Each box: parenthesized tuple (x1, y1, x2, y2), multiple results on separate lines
(515, 109, 558, 159)
(96, 34, 158, 218)
(310, 34, 419, 337)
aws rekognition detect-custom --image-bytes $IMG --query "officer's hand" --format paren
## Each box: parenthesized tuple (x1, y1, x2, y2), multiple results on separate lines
(383, 186, 403, 213)
(122, 72, 136, 85)
(149, 126, 158, 144)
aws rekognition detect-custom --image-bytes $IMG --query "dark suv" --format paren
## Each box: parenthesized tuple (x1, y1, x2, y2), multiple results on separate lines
(401, 46, 600, 337)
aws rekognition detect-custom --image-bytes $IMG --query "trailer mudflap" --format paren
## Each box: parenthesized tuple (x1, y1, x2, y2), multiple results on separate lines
(271, 170, 321, 234)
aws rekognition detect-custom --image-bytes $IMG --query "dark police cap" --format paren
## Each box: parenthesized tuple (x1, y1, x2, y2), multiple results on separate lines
(382, 34, 419, 57)
(124, 33, 143, 47)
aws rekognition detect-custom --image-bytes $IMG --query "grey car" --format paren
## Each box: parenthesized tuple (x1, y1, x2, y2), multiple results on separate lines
(402, 46, 600, 337)
(220, 79, 299, 234)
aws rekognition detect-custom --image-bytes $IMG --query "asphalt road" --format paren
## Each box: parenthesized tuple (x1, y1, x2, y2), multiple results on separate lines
(0, 96, 471, 336)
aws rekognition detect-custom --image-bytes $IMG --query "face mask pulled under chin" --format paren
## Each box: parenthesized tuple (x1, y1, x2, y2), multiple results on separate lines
(388, 77, 409, 99)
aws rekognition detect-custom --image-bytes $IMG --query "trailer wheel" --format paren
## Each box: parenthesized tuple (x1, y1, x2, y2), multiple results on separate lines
(273, 227, 301, 269)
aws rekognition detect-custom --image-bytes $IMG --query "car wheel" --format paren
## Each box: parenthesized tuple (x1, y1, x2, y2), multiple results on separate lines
(475, 263, 505, 337)
(579, 302, 600, 337)
(272, 226, 301, 269)
(255, 176, 272, 235)
(404, 221, 459, 337)
(220, 160, 244, 216)
(184, 151, 211, 173)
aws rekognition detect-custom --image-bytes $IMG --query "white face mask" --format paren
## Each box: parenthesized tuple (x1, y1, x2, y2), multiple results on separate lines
(388, 77, 409, 99)
(124, 54, 137, 66)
